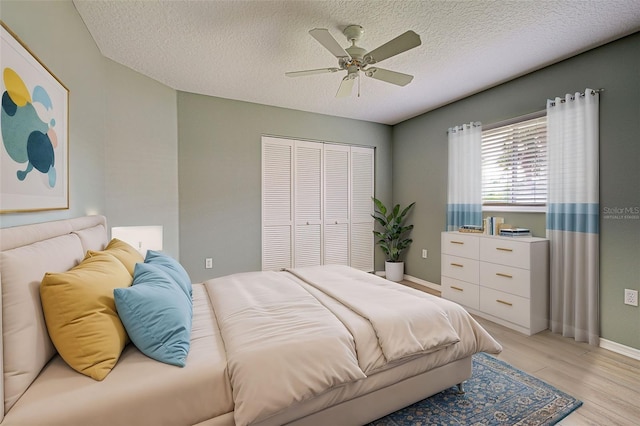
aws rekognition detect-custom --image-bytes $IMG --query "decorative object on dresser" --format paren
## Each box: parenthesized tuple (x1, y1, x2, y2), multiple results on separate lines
(372, 197, 415, 281)
(441, 231, 549, 335)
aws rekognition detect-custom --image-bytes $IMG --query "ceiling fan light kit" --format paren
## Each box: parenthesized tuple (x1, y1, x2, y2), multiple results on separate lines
(286, 25, 421, 98)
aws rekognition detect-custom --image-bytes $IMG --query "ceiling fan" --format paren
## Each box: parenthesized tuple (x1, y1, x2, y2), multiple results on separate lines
(285, 25, 421, 98)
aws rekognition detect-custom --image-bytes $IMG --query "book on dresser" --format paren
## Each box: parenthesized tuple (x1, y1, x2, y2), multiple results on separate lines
(440, 231, 549, 335)
(499, 228, 532, 237)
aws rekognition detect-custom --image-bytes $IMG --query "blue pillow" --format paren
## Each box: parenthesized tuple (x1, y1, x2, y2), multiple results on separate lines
(144, 250, 192, 298)
(114, 263, 192, 367)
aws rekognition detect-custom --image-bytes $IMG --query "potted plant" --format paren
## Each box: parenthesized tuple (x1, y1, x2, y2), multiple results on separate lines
(372, 197, 415, 282)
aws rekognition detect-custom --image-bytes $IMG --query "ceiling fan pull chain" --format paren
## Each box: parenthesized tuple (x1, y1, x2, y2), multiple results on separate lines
(358, 71, 361, 97)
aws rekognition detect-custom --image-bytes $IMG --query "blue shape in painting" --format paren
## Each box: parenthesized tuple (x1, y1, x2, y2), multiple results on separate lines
(2, 91, 17, 116)
(1, 69, 57, 188)
(32, 86, 52, 109)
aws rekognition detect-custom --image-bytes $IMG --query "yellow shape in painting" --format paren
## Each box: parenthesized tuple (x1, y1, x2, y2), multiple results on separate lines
(3, 68, 31, 107)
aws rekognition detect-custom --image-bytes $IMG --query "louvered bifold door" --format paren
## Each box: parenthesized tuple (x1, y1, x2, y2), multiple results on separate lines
(324, 145, 350, 265)
(350, 146, 375, 272)
(262, 137, 294, 270)
(294, 141, 323, 267)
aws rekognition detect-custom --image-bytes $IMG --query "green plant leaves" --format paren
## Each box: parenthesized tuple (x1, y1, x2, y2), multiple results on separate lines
(371, 197, 415, 262)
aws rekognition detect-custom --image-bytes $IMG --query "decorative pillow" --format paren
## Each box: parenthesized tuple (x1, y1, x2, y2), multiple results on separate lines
(40, 252, 132, 380)
(86, 238, 143, 276)
(144, 249, 192, 298)
(114, 262, 192, 367)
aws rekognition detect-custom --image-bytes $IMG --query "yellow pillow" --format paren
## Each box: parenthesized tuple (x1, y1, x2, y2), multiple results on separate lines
(86, 238, 143, 275)
(40, 252, 132, 380)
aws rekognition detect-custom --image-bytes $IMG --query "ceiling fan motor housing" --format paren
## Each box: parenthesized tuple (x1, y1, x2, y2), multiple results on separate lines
(343, 25, 364, 42)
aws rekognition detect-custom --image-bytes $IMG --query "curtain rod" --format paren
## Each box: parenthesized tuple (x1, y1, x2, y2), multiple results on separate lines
(446, 121, 482, 134)
(548, 88, 604, 107)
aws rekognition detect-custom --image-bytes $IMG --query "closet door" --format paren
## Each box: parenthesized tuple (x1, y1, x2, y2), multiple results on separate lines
(294, 141, 323, 267)
(350, 146, 375, 272)
(262, 137, 294, 270)
(324, 144, 350, 265)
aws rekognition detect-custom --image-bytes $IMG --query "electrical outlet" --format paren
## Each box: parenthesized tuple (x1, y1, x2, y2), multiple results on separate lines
(205, 258, 213, 269)
(421, 249, 428, 259)
(624, 289, 638, 306)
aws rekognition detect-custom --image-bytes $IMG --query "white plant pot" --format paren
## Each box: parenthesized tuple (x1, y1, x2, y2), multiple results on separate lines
(385, 261, 404, 282)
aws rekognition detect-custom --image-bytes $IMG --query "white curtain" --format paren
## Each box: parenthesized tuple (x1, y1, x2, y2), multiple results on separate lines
(546, 89, 600, 345)
(447, 122, 482, 231)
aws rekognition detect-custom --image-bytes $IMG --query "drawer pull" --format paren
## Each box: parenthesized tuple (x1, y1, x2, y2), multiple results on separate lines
(496, 299, 513, 307)
(451, 286, 464, 292)
(496, 247, 513, 252)
(496, 272, 513, 278)
(451, 241, 464, 245)
(450, 263, 464, 268)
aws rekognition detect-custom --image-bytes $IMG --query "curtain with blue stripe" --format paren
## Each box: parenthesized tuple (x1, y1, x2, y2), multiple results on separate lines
(546, 89, 600, 345)
(446, 122, 482, 231)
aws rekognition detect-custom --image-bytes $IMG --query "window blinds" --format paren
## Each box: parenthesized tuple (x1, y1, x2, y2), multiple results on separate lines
(482, 115, 547, 206)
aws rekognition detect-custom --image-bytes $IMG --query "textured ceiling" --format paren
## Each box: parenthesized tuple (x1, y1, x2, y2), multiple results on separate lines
(73, 0, 640, 125)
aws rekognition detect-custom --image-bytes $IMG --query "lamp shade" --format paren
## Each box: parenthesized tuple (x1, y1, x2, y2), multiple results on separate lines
(111, 226, 163, 257)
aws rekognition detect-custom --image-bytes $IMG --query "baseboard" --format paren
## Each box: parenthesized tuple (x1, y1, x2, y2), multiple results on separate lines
(373, 272, 441, 292)
(599, 338, 640, 361)
(403, 274, 441, 292)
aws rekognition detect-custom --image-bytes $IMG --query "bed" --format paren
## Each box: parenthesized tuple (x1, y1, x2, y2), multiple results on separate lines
(0, 215, 502, 425)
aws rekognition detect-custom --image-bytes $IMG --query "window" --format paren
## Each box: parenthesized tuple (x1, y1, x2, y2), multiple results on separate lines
(482, 113, 547, 211)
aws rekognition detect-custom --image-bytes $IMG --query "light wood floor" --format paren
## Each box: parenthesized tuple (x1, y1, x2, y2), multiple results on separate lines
(400, 280, 640, 425)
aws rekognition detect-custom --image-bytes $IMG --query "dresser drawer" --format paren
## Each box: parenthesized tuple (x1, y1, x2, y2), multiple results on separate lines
(442, 254, 479, 284)
(480, 237, 530, 269)
(442, 277, 479, 309)
(480, 287, 530, 328)
(441, 233, 479, 259)
(480, 262, 530, 298)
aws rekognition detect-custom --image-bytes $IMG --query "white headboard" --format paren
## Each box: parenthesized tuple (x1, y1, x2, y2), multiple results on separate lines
(0, 215, 108, 420)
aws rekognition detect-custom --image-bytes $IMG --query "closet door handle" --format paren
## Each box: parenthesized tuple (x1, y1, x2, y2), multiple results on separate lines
(496, 299, 513, 307)
(496, 272, 513, 278)
(451, 241, 464, 245)
(451, 286, 464, 292)
(450, 263, 464, 268)
(496, 247, 513, 252)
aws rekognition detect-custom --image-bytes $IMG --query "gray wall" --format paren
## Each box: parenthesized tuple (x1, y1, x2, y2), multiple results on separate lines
(104, 59, 180, 259)
(0, 1, 180, 258)
(177, 92, 393, 282)
(393, 32, 640, 350)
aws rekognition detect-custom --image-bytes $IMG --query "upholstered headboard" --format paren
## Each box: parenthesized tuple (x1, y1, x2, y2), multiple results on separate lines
(0, 215, 108, 421)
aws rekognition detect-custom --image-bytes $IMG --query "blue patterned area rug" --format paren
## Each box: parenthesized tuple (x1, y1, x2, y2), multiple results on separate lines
(369, 353, 582, 425)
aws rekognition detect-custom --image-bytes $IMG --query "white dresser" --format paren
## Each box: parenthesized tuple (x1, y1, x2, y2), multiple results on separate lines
(441, 231, 549, 335)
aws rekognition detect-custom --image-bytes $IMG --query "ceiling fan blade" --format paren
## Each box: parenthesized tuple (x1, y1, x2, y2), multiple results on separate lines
(285, 68, 341, 77)
(364, 30, 421, 64)
(336, 75, 356, 97)
(365, 67, 414, 86)
(309, 28, 351, 59)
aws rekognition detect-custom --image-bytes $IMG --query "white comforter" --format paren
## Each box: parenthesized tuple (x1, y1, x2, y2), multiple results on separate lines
(205, 265, 502, 426)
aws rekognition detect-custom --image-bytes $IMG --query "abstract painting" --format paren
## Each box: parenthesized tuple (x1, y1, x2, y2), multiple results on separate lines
(1, 22, 68, 213)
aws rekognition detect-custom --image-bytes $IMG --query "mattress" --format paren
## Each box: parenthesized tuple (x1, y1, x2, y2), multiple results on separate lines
(205, 265, 502, 426)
